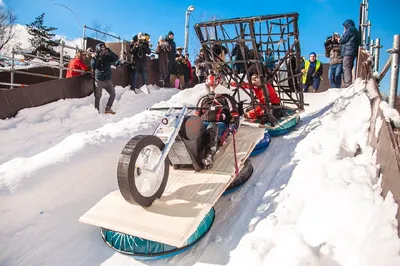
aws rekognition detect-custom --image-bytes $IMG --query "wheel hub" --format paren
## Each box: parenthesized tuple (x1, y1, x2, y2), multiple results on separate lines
(135, 145, 165, 198)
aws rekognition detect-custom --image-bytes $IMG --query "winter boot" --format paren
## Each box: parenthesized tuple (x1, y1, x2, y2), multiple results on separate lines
(105, 106, 116, 115)
(202, 123, 219, 169)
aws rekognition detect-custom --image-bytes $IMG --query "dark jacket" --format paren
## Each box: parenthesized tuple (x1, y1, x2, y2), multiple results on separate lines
(130, 41, 151, 65)
(195, 54, 208, 77)
(232, 44, 251, 72)
(329, 45, 343, 65)
(156, 41, 171, 79)
(165, 36, 176, 63)
(340, 19, 360, 58)
(171, 53, 187, 75)
(195, 93, 239, 126)
(91, 49, 119, 81)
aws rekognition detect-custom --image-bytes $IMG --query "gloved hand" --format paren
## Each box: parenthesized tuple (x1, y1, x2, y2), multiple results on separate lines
(229, 123, 238, 132)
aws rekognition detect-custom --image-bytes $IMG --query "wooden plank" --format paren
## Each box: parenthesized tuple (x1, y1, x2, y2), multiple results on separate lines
(79, 127, 265, 247)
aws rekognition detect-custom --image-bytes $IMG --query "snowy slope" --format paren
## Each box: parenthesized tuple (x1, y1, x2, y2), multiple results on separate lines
(1, 81, 400, 266)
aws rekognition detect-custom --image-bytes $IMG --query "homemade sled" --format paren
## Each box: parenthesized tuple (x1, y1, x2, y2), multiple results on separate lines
(79, 106, 264, 259)
(194, 12, 305, 137)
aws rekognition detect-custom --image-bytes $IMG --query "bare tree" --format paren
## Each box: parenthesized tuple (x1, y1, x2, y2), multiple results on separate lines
(90, 21, 112, 41)
(0, 6, 17, 51)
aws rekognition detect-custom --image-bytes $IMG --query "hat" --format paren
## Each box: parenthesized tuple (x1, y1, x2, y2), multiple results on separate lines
(159, 36, 164, 42)
(168, 31, 174, 36)
(176, 46, 183, 50)
(309, 52, 316, 56)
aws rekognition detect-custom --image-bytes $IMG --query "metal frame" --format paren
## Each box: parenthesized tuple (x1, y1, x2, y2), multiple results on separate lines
(193, 13, 304, 122)
(0, 41, 91, 89)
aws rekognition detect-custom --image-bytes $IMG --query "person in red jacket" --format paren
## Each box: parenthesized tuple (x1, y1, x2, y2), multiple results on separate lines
(66, 51, 89, 78)
(230, 74, 281, 119)
(184, 53, 193, 86)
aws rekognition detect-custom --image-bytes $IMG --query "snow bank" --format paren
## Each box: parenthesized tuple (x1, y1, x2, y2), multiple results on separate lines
(380, 101, 400, 128)
(0, 84, 207, 193)
(228, 81, 400, 266)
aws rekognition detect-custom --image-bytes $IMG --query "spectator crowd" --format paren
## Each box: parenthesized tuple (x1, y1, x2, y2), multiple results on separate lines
(65, 18, 360, 114)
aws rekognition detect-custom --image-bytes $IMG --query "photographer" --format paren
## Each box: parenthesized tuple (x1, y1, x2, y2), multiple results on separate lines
(156, 36, 171, 86)
(91, 43, 119, 114)
(170, 47, 186, 89)
(324, 32, 343, 88)
(130, 32, 151, 93)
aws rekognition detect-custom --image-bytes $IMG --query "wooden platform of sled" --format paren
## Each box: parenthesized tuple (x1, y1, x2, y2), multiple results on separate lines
(79, 126, 265, 248)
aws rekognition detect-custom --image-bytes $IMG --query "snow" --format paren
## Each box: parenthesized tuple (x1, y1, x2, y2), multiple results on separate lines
(1, 80, 400, 266)
(375, 116, 383, 138)
(228, 82, 400, 266)
(380, 100, 400, 128)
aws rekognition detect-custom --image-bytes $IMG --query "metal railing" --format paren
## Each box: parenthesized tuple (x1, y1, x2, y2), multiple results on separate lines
(356, 0, 399, 109)
(0, 40, 92, 89)
(358, 34, 399, 110)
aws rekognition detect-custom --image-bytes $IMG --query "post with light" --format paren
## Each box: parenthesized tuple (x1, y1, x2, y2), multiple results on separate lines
(184, 5, 195, 54)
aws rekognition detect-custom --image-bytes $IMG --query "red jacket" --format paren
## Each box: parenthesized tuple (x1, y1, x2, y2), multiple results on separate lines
(66, 58, 88, 78)
(186, 60, 193, 83)
(230, 82, 281, 119)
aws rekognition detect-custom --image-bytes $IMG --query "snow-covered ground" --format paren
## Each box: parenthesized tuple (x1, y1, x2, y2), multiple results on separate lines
(1, 81, 400, 266)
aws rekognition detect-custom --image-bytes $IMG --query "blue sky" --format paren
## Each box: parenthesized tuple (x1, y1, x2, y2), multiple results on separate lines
(3, 0, 399, 95)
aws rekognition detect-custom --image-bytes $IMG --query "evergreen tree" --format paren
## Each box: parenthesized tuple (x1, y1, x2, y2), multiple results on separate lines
(26, 13, 60, 56)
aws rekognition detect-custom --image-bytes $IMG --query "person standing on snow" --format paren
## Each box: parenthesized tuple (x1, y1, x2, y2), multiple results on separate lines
(301, 52, 323, 93)
(184, 53, 193, 86)
(91, 43, 119, 114)
(165, 31, 176, 83)
(130, 32, 151, 93)
(337, 19, 360, 88)
(170, 47, 186, 89)
(156, 36, 171, 86)
(195, 48, 208, 83)
(325, 32, 343, 88)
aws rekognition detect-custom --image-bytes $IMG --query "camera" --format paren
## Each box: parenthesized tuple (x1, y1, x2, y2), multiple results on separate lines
(324, 33, 340, 57)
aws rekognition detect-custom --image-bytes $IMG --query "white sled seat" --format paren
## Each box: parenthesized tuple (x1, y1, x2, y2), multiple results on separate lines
(79, 126, 264, 247)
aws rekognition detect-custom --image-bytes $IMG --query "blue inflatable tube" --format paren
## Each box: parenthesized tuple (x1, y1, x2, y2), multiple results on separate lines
(101, 208, 215, 260)
(250, 130, 271, 157)
(268, 111, 300, 137)
(223, 159, 253, 195)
